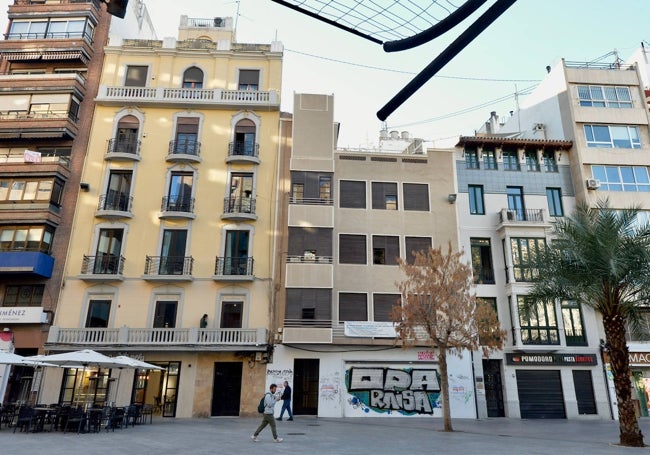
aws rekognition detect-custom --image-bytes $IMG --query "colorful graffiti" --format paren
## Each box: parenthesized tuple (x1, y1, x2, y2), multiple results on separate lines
(346, 367, 440, 415)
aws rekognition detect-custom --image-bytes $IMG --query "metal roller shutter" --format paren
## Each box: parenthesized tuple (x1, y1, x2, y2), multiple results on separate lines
(516, 370, 566, 419)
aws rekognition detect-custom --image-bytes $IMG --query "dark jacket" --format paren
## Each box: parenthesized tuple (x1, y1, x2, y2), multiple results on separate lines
(281, 385, 291, 400)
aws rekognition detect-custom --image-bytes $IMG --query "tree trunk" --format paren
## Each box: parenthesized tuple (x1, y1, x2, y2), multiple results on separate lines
(438, 348, 453, 431)
(603, 314, 645, 447)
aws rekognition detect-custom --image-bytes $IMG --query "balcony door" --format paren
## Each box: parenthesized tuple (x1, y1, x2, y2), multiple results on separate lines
(160, 230, 187, 275)
(153, 300, 178, 328)
(506, 186, 525, 221)
(228, 173, 253, 212)
(234, 119, 256, 156)
(220, 301, 243, 328)
(224, 230, 249, 275)
(85, 299, 111, 328)
(95, 229, 123, 273)
(106, 171, 132, 211)
(168, 173, 193, 211)
(116, 115, 139, 154)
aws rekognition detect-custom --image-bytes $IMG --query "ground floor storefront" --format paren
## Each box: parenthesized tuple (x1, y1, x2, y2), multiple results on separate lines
(266, 345, 476, 418)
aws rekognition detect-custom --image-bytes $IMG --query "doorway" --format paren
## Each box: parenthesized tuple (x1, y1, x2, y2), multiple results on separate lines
(293, 358, 319, 415)
(211, 362, 242, 416)
(482, 359, 505, 417)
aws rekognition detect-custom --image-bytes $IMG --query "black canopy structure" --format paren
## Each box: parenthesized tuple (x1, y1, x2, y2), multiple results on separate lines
(270, 0, 518, 120)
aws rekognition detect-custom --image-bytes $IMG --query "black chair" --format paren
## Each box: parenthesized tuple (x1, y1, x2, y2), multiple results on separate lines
(63, 407, 86, 434)
(53, 405, 70, 432)
(106, 407, 125, 432)
(139, 404, 153, 424)
(87, 407, 109, 433)
(13, 406, 35, 433)
(1, 404, 18, 430)
(124, 404, 142, 427)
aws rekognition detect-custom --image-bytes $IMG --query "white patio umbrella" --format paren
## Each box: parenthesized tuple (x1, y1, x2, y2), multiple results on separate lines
(0, 351, 57, 367)
(26, 349, 132, 406)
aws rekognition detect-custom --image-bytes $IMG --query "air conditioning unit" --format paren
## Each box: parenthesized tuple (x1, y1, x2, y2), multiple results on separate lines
(586, 178, 601, 190)
(506, 210, 516, 221)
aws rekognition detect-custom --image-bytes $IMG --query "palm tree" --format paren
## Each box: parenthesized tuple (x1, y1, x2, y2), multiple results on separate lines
(527, 200, 650, 447)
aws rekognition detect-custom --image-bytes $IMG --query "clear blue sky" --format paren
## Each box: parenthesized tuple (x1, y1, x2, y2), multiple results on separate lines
(2, 0, 649, 147)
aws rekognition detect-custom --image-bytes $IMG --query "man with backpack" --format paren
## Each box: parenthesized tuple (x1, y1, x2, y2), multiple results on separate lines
(252, 383, 283, 443)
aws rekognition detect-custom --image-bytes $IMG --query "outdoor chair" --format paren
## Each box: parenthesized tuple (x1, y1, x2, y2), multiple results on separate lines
(1, 404, 18, 429)
(106, 407, 125, 432)
(139, 404, 153, 424)
(124, 404, 141, 427)
(63, 407, 86, 434)
(13, 406, 35, 433)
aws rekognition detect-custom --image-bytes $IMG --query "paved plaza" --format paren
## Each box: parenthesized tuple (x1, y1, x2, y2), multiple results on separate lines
(2, 416, 650, 454)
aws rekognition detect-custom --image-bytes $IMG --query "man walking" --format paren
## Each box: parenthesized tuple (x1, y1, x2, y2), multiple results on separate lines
(277, 380, 293, 421)
(252, 383, 283, 443)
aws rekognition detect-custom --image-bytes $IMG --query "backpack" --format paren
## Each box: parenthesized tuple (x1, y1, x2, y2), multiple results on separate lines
(257, 394, 267, 413)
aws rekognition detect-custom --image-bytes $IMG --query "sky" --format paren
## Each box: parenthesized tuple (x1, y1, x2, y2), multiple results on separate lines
(1, 0, 649, 148)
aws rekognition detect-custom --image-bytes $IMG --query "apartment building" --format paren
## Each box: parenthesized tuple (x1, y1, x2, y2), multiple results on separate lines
(37, 16, 283, 418)
(267, 93, 476, 419)
(0, 0, 153, 404)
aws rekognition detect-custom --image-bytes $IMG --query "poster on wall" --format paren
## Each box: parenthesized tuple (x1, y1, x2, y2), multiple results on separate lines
(345, 366, 441, 415)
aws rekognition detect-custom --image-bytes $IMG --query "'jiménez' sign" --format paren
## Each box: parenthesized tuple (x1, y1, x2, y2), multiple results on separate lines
(346, 367, 440, 415)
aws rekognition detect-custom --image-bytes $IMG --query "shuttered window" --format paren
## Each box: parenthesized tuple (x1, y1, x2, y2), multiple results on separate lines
(339, 234, 366, 264)
(339, 293, 367, 322)
(372, 182, 398, 210)
(238, 69, 260, 90)
(125, 65, 148, 87)
(372, 235, 399, 265)
(285, 288, 332, 320)
(405, 237, 431, 264)
(340, 180, 366, 208)
(403, 183, 429, 211)
(288, 227, 333, 257)
(373, 294, 399, 322)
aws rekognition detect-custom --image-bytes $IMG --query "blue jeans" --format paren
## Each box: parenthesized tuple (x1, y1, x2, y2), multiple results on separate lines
(279, 399, 293, 419)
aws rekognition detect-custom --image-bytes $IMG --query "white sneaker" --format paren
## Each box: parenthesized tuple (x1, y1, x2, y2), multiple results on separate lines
(251, 435, 258, 442)
(274, 437, 284, 443)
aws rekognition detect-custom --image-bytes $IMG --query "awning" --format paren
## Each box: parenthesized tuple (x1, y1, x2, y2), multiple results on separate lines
(1, 52, 42, 61)
(41, 51, 82, 60)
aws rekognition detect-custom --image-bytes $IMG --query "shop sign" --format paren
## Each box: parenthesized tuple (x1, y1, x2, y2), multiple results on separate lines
(0, 307, 45, 324)
(506, 353, 597, 366)
(629, 352, 650, 365)
(344, 321, 396, 338)
(346, 367, 440, 415)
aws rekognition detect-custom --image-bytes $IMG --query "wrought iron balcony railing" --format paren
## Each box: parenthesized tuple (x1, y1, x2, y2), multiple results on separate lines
(144, 256, 193, 276)
(214, 256, 253, 276)
(106, 138, 140, 156)
(223, 196, 255, 215)
(81, 254, 125, 275)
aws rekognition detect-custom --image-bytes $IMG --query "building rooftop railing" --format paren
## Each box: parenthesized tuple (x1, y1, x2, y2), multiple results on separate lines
(564, 61, 636, 71)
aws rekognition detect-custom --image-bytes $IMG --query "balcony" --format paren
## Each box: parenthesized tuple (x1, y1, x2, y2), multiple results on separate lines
(143, 256, 194, 282)
(46, 326, 268, 351)
(497, 208, 551, 232)
(213, 257, 254, 281)
(96, 86, 280, 110)
(95, 192, 133, 219)
(0, 251, 54, 277)
(159, 196, 196, 220)
(105, 138, 141, 161)
(166, 140, 202, 163)
(79, 254, 125, 281)
(285, 255, 333, 288)
(221, 196, 256, 221)
(0, 110, 78, 139)
(225, 142, 260, 164)
(288, 199, 334, 228)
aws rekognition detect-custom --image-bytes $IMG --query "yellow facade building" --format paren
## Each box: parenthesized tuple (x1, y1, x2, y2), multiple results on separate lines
(39, 16, 283, 418)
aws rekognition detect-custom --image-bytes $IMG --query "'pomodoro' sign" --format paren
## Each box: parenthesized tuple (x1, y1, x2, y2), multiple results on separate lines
(506, 353, 597, 366)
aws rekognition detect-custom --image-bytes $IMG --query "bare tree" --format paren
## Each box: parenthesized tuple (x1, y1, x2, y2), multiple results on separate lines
(393, 243, 506, 431)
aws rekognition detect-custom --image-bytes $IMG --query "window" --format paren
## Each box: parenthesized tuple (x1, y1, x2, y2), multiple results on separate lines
(339, 234, 366, 264)
(372, 182, 398, 210)
(113, 115, 140, 154)
(468, 185, 485, 215)
(403, 183, 429, 211)
(319, 176, 332, 202)
(125, 65, 148, 87)
(372, 235, 399, 265)
(506, 187, 525, 221)
(104, 171, 132, 212)
(542, 151, 558, 172)
(592, 165, 650, 192)
(3, 285, 44, 307)
(220, 301, 243, 328)
(238, 69, 260, 90)
(8, 20, 47, 39)
(85, 300, 111, 328)
(340, 180, 366, 208)
(173, 117, 199, 155)
(165, 172, 193, 212)
(233, 119, 256, 156)
(561, 300, 586, 346)
(339, 293, 367, 322)
(0, 225, 54, 253)
(546, 188, 563, 217)
(182, 66, 203, 89)
(94, 228, 123, 274)
(477, 297, 497, 314)
(0, 177, 63, 205)
(373, 294, 399, 322)
(511, 237, 546, 282)
(502, 149, 519, 171)
(224, 230, 250, 275)
(584, 125, 641, 149)
(227, 173, 253, 214)
(525, 150, 540, 171)
(465, 149, 479, 169)
(46, 19, 90, 40)
(160, 229, 188, 275)
(471, 238, 495, 284)
(483, 149, 497, 170)
(285, 288, 332, 322)
(518, 296, 559, 345)
(405, 237, 431, 265)
(291, 183, 304, 203)
(288, 227, 332, 259)
(153, 301, 177, 328)
(291, 171, 333, 205)
(578, 85, 632, 108)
